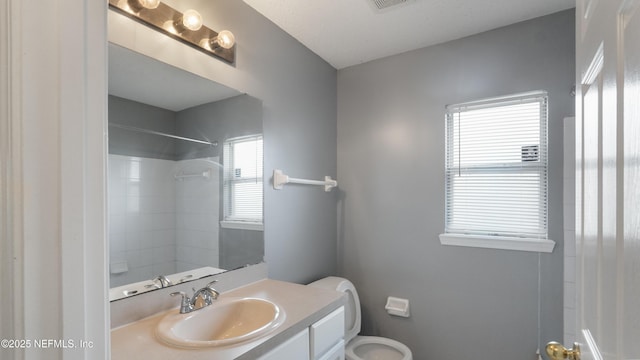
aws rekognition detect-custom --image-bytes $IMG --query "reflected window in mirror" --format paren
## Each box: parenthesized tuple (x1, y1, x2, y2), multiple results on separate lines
(223, 135, 264, 229)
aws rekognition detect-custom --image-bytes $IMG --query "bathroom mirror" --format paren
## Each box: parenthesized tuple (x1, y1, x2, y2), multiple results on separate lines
(108, 43, 264, 301)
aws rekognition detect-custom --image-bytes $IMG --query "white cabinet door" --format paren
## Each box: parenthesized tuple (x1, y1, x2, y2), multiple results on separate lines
(257, 328, 310, 360)
(317, 340, 345, 360)
(310, 307, 345, 359)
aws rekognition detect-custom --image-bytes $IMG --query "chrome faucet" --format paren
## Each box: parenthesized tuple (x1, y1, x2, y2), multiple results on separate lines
(145, 275, 172, 289)
(170, 280, 220, 314)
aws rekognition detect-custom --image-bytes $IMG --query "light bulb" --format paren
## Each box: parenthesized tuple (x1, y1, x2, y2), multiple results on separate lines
(182, 9, 203, 31)
(138, 0, 160, 9)
(214, 30, 235, 49)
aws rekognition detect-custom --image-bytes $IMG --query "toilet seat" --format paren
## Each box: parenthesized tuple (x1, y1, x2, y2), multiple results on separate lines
(345, 335, 412, 360)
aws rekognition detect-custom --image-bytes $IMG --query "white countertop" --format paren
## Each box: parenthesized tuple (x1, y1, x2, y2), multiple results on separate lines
(111, 279, 345, 360)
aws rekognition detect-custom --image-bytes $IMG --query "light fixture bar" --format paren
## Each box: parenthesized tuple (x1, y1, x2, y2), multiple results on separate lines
(108, 0, 235, 64)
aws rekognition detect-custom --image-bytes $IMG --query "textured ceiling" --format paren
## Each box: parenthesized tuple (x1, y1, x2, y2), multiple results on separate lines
(243, 0, 575, 69)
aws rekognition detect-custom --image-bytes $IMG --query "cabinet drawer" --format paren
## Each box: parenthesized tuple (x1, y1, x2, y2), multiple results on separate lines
(258, 328, 310, 360)
(316, 339, 345, 360)
(310, 307, 345, 359)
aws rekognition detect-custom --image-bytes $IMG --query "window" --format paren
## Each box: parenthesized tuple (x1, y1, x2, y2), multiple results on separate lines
(440, 91, 555, 252)
(222, 135, 263, 229)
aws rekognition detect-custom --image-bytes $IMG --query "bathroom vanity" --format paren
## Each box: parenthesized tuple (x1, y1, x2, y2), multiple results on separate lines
(111, 273, 345, 359)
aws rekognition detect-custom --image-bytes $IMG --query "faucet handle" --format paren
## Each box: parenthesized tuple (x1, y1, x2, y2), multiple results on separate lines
(205, 280, 220, 300)
(170, 291, 191, 314)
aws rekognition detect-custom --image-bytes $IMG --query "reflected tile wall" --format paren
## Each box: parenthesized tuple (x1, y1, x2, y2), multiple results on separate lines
(109, 155, 177, 287)
(175, 157, 220, 272)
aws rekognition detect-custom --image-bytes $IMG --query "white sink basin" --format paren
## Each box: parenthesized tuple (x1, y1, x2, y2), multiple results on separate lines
(156, 297, 285, 348)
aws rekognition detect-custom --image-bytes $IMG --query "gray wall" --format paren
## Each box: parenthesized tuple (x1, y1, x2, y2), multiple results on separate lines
(175, 94, 262, 160)
(220, 228, 264, 270)
(337, 10, 574, 360)
(197, 0, 338, 283)
(140, 0, 339, 282)
(108, 95, 177, 160)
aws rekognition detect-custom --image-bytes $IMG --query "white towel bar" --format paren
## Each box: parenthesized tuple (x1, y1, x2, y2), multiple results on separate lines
(174, 168, 211, 181)
(273, 169, 337, 192)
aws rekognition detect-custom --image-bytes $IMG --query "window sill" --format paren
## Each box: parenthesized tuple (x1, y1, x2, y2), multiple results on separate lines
(439, 233, 555, 253)
(220, 221, 264, 231)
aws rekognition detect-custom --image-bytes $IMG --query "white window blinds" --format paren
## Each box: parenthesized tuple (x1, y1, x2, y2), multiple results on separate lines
(444, 91, 548, 239)
(223, 135, 263, 224)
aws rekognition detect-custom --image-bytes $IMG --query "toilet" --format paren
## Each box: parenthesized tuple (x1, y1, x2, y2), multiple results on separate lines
(308, 277, 413, 360)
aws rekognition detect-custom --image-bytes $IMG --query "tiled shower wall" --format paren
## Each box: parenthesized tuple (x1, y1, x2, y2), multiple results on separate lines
(109, 155, 177, 287)
(109, 155, 220, 287)
(175, 158, 220, 272)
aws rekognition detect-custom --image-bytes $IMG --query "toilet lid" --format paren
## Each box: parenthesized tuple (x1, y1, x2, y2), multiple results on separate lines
(346, 336, 412, 360)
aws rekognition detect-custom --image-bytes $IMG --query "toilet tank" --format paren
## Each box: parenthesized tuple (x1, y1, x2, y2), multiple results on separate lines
(308, 276, 361, 342)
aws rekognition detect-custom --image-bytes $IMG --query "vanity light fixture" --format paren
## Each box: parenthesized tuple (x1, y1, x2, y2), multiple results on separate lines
(109, 0, 235, 64)
(210, 30, 235, 50)
(123, 0, 160, 12)
(137, 0, 160, 10)
(178, 9, 203, 32)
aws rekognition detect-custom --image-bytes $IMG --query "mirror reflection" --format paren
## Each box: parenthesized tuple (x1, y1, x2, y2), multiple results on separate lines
(108, 43, 264, 301)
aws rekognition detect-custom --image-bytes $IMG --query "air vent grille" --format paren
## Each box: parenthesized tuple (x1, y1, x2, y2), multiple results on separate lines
(369, 0, 413, 11)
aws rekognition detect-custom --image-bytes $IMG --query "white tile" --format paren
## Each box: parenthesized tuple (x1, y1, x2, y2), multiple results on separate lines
(125, 250, 141, 268)
(564, 204, 576, 231)
(126, 213, 154, 232)
(153, 261, 176, 277)
(125, 232, 141, 251)
(178, 229, 198, 248)
(136, 195, 152, 214)
(153, 230, 176, 247)
(187, 213, 217, 232)
(150, 195, 175, 214)
(199, 230, 218, 250)
(564, 256, 577, 286)
(110, 272, 130, 288)
(153, 213, 176, 230)
(564, 281, 576, 308)
(138, 231, 154, 250)
(564, 307, 577, 335)
(564, 230, 576, 257)
(153, 245, 176, 263)
(175, 262, 194, 273)
(109, 214, 126, 235)
(108, 155, 128, 179)
(108, 174, 126, 201)
(137, 249, 154, 267)
(125, 158, 142, 180)
(109, 232, 127, 254)
(194, 248, 218, 267)
(109, 251, 126, 264)
(126, 193, 141, 214)
(130, 265, 154, 283)
(109, 195, 126, 215)
(563, 177, 576, 204)
(175, 245, 194, 263)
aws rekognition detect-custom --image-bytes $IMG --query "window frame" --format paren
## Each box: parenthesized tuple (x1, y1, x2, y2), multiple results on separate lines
(439, 91, 555, 253)
(221, 134, 264, 231)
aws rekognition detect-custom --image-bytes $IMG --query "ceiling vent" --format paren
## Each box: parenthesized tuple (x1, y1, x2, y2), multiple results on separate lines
(367, 0, 415, 12)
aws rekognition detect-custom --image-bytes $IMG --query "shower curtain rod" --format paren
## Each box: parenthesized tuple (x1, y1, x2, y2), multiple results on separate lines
(109, 123, 218, 146)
